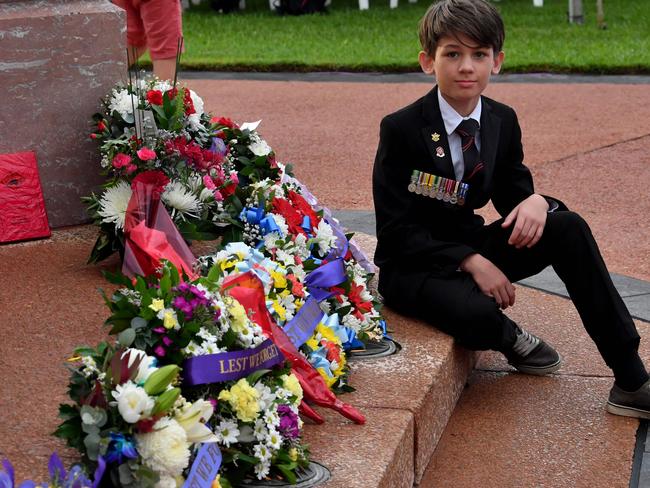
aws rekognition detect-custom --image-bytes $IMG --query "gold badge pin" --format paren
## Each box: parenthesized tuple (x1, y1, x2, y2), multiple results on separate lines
(431, 132, 440, 142)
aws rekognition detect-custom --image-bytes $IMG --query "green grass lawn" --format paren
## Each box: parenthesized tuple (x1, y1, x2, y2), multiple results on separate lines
(178, 0, 650, 73)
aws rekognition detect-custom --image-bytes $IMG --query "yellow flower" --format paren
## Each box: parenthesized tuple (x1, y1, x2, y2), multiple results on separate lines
(212, 474, 222, 488)
(317, 367, 336, 388)
(281, 373, 303, 403)
(271, 270, 287, 290)
(288, 448, 298, 462)
(220, 259, 238, 273)
(272, 300, 286, 322)
(163, 310, 178, 330)
(218, 378, 260, 422)
(227, 298, 248, 333)
(149, 298, 164, 312)
(279, 289, 291, 298)
(315, 323, 341, 346)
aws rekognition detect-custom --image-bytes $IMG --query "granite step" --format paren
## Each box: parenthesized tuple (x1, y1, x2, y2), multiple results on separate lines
(300, 233, 476, 487)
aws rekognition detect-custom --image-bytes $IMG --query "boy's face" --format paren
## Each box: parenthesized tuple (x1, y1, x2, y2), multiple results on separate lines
(419, 33, 504, 115)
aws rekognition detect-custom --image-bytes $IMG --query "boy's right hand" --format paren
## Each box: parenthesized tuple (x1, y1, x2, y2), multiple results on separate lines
(460, 253, 515, 309)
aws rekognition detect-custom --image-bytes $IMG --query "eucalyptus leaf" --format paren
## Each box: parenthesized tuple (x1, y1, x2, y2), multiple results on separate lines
(118, 328, 136, 347)
(118, 463, 135, 485)
(131, 317, 147, 330)
(83, 432, 101, 461)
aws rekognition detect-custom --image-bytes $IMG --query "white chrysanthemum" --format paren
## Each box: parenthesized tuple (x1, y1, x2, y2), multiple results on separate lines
(312, 220, 337, 255)
(264, 427, 282, 451)
(215, 419, 240, 447)
(186, 114, 203, 131)
(253, 443, 272, 462)
(255, 460, 271, 480)
(162, 181, 201, 218)
(342, 314, 363, 332)
(253, 419, 268, 441)
(136, 417, 190, 478)
(109, 88, 139, 122)
(111, 381, 154, 423)
(263, 409, 280, 429)
(254, 383, 276, 411)
(98, 181, 132, 230)
(155, 475, 177, 488)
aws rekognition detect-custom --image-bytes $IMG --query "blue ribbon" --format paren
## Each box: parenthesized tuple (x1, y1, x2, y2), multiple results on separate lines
(304, 258, 347, 302)
(323, 313, 363, 351)
(308, 346, 334, 377)
(239, 207, 282, 238)
(301, 216, 312, 235)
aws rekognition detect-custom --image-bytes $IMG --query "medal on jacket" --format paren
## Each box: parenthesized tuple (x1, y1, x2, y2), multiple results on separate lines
(408, 170, 468, 207)
(408, 170, 419, 193)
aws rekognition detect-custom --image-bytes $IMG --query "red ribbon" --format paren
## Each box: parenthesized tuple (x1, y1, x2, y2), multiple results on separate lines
(122, 176, 197, 280)
(222, 272, 366, 425)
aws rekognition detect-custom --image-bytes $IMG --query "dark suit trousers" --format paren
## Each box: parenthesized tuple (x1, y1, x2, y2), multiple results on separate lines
(394, 211, 640, 370)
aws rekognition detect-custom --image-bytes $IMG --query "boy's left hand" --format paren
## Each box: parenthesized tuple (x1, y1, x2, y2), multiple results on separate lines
(501, 194, 549, 248)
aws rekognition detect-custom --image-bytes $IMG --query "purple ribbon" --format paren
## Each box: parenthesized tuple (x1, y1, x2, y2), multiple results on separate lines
(183, 443, 222, 488)
(182, 339, 284, 386)
(282, 296, 324, 347)
(304, 258, 347, 302)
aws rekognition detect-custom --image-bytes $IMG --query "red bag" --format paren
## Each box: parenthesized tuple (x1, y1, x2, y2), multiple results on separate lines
(0, 151, 50, 243)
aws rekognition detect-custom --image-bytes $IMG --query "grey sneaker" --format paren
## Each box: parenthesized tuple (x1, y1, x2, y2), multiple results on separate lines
(503, 327, 562, 375)
(607, 380, 650, 419)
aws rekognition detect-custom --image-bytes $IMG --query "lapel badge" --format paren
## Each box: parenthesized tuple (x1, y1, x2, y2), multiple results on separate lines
(435, 146, 445, 158)
(431, 132, 441, 142)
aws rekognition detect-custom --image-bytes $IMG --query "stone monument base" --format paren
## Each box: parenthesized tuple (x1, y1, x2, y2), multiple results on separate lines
(0, 0, 125, 228)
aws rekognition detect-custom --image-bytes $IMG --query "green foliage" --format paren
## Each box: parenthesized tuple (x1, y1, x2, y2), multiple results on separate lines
(179, 0, 650, 73)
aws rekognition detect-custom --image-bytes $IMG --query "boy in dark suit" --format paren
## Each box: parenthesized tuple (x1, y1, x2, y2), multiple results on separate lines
(372, 0, 649, 418)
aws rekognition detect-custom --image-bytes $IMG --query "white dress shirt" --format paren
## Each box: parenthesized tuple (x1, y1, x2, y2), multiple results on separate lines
(437, 90, 482, 182)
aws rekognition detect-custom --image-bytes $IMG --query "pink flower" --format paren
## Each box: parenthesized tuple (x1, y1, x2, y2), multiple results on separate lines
(213, 190, 223, 202)
(125, 164, 137, 174)
(112, 153, 132, 169)
(229, 171, 239, 185)
(137, 147, 157, 161)
(202, 175, 216, 190)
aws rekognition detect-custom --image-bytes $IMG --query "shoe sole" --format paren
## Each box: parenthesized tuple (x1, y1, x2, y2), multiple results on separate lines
(510, 356, 562, 376)
(606, 401, 650, 420)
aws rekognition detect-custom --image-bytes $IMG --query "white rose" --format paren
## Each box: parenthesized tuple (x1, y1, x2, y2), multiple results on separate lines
(249, 139, 272, 157)
(111, 381, 154, 423)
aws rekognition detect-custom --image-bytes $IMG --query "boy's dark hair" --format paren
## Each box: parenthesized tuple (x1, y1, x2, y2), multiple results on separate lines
(419, 0, 505, 56)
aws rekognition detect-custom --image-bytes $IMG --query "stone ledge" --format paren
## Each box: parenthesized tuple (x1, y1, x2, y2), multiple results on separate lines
(301, 233, 477, 485)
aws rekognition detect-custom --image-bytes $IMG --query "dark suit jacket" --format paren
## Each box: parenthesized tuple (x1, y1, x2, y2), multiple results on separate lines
(372, 86, 556, 308)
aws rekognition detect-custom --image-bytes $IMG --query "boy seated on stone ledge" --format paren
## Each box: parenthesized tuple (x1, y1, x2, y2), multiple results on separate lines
(372, 0, 650, 418)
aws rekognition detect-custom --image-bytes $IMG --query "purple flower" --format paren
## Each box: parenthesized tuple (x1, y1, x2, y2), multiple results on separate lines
(277, 405, 300, 440)
(210, 137, 227, 156)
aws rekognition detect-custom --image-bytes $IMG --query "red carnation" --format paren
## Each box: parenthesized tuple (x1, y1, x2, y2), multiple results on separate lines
(272, 197, 305, 235)
(211, 116, 238, 129)
(288, 190, 320, 231)
(132, 170, 170, 191)
(146, 89, 163, 106)
(97, 120, 107, 131)
(112, 153, 132, 169)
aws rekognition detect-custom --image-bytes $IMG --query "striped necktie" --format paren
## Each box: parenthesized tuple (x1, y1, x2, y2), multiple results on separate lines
(455, 119, 482, 181)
